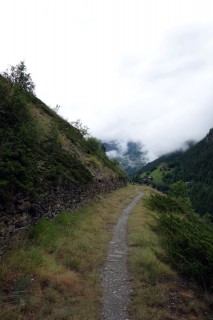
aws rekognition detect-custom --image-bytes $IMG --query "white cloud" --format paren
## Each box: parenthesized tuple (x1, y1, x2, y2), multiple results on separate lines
(1, 0, 213, 160)
(106, 150, 119, 159)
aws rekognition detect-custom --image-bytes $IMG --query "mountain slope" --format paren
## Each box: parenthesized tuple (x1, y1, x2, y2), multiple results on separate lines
(175, 129, 213, 215)
(0, 74, 126, 205)
(133, 129, 213, 216)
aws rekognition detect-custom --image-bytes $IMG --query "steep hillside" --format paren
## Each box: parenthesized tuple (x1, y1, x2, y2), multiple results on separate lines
(0, 75, 125, 200)
(132, 150, 184, 180)
(133, 130, 213, 216)
(0, 73, 126, 252)
(174, 129, 213, 215)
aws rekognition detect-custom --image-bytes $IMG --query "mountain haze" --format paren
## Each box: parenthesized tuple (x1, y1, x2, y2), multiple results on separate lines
(104, 141, 147, 175)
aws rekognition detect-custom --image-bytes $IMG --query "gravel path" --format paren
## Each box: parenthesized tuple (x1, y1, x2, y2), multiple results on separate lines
(101, 192, 143, 320)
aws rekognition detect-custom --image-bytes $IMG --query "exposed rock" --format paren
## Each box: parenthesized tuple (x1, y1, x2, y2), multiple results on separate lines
(0, 177, 126, 256)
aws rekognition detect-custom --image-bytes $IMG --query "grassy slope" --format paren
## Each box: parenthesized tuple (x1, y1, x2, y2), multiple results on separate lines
(0, 75, 125, 203)
(151, 167, 163, 184)
(134, 130, 213, 216)
(133, 151, 183, 179)
(0, 185, 137, 320)
(139, 164, 175, 186)
(1, 184, 212, 320)
(128, 186, 212, 320)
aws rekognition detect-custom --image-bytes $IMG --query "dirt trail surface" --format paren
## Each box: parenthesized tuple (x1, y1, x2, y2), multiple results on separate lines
(101, 192, 143, 320)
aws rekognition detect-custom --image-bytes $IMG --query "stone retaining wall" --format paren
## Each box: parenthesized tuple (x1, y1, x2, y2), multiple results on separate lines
(0, 177, 126, 255)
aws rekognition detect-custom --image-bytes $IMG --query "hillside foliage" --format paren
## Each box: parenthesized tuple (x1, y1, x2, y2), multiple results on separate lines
(0, 65, 124, 203)
(133, 132, 213, 216)
(0, 75, 91, 202)
(2, 61, 35, 93)
(146, 182, 213, 290)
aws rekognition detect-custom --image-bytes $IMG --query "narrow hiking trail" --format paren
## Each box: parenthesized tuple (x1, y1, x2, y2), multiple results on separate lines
(101, 192, 143, 320)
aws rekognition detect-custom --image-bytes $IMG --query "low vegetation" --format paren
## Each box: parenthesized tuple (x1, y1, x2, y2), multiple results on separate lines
(128, 185, 213, 320)
(0, 185, 137, 320)
(133, 130, 213, 217)
(0, 63, 125, 204)
(146, 182, 213, 290)
(1, 183, 212, 319)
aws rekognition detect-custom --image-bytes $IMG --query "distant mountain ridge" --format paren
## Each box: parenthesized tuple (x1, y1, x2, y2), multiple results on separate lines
(133, 129, 213, 216)
(103, 141, 147, 175)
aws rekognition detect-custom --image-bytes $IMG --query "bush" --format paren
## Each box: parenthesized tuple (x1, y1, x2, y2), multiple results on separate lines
(158, 211, 213, 289)
(146, 183, 213, 290)
(2, 61, 35, 93)
(0, 75, 93, 203)
(86, 137, 102, 153)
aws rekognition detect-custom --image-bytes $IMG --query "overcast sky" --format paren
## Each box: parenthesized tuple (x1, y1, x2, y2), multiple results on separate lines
(1, 0, 213, 160)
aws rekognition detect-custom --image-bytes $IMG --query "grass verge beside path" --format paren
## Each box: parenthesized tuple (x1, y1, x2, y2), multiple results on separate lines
(128, 185, 212, 320)
(0, 185, 138, 320)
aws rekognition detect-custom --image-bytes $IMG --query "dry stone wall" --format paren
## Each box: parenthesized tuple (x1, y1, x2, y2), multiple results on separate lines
(0, 177, 126, 255)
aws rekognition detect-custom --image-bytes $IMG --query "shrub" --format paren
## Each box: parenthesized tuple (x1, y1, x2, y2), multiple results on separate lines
(157, 211, 213, 289)
(146, 183, 213, 290)
(2, 61, 35, 93)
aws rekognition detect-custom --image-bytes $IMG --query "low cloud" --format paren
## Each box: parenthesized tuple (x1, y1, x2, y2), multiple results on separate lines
(106, 150, 119, 159)
(94, 26, 213, 160)
(1, 2, 213, 162)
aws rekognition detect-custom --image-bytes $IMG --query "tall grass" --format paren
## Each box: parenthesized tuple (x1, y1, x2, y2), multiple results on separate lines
(128, 187, 174, 320)
(0, 185, 137, 319)
(128, 185, 213, 320)
(146, 184, 213, 290)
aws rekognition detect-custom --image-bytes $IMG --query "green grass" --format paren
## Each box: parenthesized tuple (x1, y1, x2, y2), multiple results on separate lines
(0, 185, 138, 320)
(128, 187, 174, 320)
(1, 184, 212, 319)
(139, 172, 147, 178)
(146, 185, 213, 290)
(151, 167, 164, 184)
(0, 74, 125, 204)
(127, 185, 212, 320)
(139, 167, 164, 184)
(85, 155, 102, 168)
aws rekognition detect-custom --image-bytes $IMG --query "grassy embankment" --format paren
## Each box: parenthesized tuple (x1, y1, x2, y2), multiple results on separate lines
(1, 184, 212, 320)
(0, 185, 137, 320)
(128, 185, 213, 320)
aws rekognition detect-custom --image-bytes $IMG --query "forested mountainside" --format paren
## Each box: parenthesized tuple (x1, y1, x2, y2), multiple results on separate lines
(133, 129, 213, 216)
(0, 72, 126, 206)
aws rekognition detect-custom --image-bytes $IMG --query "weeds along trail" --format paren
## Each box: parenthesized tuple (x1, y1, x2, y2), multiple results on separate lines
(1, 184, 211, 320)
(127, 186, 212, 320)
(0, 185, 140, 320)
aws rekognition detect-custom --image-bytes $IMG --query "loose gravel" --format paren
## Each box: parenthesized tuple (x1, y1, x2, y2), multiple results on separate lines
(101, 192, 143, 320)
